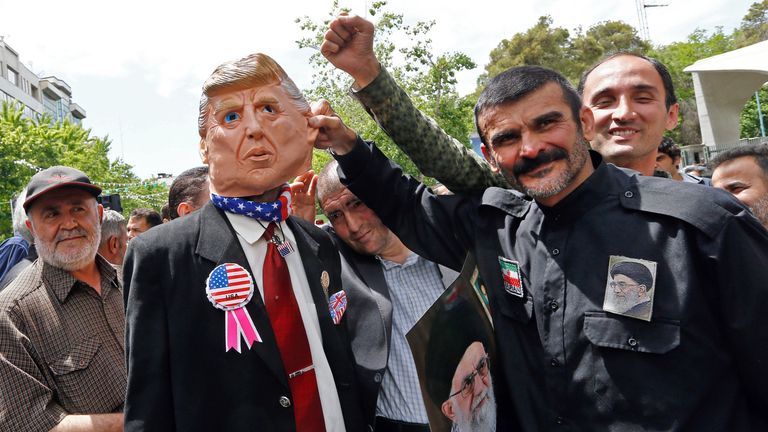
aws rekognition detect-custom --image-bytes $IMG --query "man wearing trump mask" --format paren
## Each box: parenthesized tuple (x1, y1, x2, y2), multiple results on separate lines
(123, 53, 364, 432)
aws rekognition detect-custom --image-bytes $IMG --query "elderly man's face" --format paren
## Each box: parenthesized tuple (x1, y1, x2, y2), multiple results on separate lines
(442, 342, 496, 431)
(582, 56, 678, 171)
(712, 155, 768, 227)
(26, 188, 103, 272)
(201, 83, 316, 198)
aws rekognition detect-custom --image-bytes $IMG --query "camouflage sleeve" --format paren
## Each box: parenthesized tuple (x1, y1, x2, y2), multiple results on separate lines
(351, 67, 509, 194)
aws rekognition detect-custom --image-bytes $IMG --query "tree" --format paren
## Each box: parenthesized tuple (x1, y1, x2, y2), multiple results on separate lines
(0, 101, 165, 239)
(651, 28, 734, 145)
(569, 21, 650, 78)
(296, 0, 477, 180)
(740, 86, 768, 138)
(733, 0, 768, 48)
(478, 17, 648, 88)
(478, 16, 571, 87)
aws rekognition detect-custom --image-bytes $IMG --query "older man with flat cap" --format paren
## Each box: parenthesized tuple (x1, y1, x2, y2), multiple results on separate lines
(0, 166, 125, 432)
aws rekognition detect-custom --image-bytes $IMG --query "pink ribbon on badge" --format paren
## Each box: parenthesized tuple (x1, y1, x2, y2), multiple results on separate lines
(225, 307, 261, 352)
(206, 263, 262, 353)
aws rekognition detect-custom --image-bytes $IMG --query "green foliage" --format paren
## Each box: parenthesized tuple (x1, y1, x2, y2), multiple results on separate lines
(733, 0, 768, 47)
(740, 86, 768, 138)
(0, 101, 165, 239)
(478, 16, 649, 86)
(296, 0, 476, 181)
(650, 28, 734, 145)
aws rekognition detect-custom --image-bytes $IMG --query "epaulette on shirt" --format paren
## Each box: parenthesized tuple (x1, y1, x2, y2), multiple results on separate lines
(618, 174, 748, 239)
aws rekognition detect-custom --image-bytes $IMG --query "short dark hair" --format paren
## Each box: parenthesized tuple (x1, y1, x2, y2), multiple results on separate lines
(610, 261, 654, 291)
(577, 52, 677, 109)
(657, 136, 681, 160)
(709, 144, 768, 177)
(130, 208, 163, 228)
(474, 65, 583, 146)
(160, 203, 170, 221)
(168, 166, 210, 219)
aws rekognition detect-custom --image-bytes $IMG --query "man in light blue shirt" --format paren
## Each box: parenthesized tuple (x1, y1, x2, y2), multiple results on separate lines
(316, 160, 459, 432)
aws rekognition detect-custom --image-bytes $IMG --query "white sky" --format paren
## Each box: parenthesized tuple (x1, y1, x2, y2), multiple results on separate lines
(0, 0, 748, 178)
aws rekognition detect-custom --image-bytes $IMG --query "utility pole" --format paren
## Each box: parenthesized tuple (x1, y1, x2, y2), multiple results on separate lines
(636, 0, 669, 41)
(757, 91, 767, 137)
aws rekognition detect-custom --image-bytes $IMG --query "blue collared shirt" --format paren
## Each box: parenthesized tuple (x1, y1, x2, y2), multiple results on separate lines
(375, 252, 446, 423)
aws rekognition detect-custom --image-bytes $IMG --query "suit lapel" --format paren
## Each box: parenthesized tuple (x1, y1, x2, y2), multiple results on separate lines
(196, 203, 288, 388)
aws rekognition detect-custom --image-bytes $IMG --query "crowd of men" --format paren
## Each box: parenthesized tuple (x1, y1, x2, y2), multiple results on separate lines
(0, 12, 767, 432)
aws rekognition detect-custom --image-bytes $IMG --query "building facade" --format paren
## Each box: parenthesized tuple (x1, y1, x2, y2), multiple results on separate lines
(0, 38, 86, 124)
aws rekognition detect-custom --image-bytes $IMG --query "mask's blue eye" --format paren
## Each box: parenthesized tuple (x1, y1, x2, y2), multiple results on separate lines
(262, 105, 275, 113)
(224, 112, 240, 123)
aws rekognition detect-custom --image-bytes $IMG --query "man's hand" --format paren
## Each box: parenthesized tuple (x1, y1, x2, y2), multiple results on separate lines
(290, 170, 318, 223)
(321, 14, 380, 88)
(309, 100, 358, 155)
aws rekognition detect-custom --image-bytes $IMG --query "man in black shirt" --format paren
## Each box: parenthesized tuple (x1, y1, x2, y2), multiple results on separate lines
(310, 57, 768, 430)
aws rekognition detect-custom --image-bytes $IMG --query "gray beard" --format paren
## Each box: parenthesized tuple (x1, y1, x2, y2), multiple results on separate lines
(35, 228, 101, 272)
(452, 384, 497, 432)
(503, 137, 590, 200)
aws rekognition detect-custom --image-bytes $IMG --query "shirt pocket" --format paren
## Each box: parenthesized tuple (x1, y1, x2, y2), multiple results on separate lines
(48, 335, 123, 412)
(583, 312, 684, 424)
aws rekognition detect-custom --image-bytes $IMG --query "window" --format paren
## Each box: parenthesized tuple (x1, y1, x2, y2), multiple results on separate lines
(7, 67, 17, 86)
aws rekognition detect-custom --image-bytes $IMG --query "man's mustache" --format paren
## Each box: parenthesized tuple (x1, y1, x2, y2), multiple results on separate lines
(56, 228, 88, 242)
(513, 148, 568, 176)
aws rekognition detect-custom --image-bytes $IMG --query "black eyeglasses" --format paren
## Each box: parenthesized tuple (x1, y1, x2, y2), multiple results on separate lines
(609, 281, 640, 290)
(449, 354, 490, 399)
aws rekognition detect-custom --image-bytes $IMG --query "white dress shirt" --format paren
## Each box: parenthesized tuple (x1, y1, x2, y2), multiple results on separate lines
(226, 213, 345, 432)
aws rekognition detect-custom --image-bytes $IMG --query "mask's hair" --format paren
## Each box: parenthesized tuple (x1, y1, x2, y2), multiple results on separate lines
(197, 53, 310, 138)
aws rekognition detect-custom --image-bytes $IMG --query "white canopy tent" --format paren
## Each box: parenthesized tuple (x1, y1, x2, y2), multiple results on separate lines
(684, 40, 768, 151)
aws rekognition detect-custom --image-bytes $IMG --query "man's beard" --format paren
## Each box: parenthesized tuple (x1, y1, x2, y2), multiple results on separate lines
(502, 136, 590, 200)
(452, 383, 496, 432)
(35, 227, 101, 272)
(750, 194, 768, 229)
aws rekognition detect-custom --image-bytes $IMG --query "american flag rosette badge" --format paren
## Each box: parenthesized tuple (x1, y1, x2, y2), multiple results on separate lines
(328, 290, 347, 325)
(206, 263, 262, 352)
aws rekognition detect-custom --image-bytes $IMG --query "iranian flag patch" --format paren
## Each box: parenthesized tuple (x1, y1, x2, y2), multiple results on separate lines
(498, 256, 524, 297)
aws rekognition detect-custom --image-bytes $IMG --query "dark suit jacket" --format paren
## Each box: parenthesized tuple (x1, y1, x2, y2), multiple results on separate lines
(123, 203, 364, 431)
(325, 227, 459, 429)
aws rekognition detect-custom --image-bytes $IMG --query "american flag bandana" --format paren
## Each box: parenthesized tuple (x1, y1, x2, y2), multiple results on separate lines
(211, 184, 292, 222)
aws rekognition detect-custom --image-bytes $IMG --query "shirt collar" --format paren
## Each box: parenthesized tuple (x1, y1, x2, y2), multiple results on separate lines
(43, 255, 119, 303)
(536, 151, 624, 224)
(377, 251, 418, 270)
(225, 212, 274, 245)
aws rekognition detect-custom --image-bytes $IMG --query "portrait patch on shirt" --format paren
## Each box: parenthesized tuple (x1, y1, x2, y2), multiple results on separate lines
(602, 256, 657, 322)
(498, 256, 524, 298)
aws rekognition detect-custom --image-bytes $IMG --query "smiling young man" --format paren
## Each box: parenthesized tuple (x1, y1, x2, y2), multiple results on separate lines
(123, 53, 364, 432)
(311, 50, 768, 430)
(577, 53, 679, 176)
(0, 166, 125, 432)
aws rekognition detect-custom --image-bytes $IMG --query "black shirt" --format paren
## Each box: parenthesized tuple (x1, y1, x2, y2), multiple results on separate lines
(336, 141, 768, 431)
